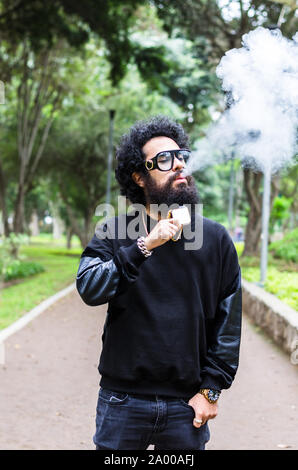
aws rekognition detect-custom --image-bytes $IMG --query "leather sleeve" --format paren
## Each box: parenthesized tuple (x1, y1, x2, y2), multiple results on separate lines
(76, 221, 147, 306)
(76, 255, 120, 306)
(200, 267, 242, 390)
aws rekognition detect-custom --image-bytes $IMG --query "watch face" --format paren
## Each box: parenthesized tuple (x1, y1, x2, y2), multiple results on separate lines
(208, 390, 220, 402)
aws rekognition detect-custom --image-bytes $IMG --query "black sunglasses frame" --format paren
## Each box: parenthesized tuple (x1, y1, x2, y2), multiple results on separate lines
(144, 149, 191, 172)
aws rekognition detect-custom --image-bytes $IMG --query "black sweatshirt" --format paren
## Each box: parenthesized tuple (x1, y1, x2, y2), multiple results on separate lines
(76, 213, 242, 398)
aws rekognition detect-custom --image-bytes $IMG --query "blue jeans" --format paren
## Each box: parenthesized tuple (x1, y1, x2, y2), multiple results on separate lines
(93, 388, 210, 450)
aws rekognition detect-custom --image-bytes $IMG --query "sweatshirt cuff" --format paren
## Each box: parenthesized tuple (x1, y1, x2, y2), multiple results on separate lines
(113, 240, 149, 284)
(199, 376, 224, 391)
(125, 240, 149, 267)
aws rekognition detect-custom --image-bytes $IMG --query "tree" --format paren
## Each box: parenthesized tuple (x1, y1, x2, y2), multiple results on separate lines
(153, 0, 297, 57)
(14, 40, 66, 233)
(242, 170, 280, 255)
(153, 0, 298, 255)
(0, 98, 19, 236)
(38, 38, 184, 247)
(0, 38, 86, 233)
(0, 0, 169, 235)
(0, 161, 9, 236)
(277, 163, 298, 230)
(0, 0, 145, 85)
(0, 0, 216, 235)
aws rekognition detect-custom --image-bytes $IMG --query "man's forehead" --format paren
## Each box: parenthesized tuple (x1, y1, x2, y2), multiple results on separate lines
(142, 136, 179, 158)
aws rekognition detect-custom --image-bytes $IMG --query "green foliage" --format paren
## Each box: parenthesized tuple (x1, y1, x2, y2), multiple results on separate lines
(195, 165, 228, 223)
(269, 228, 298, 262)
(242, 263, 298, 310)
(153, 0, 297, 56)
(1, 0, 296, 248)
(270, 195, 292, 232)
(234, 242, 298, 310)
(0, 241, 80, 329)
(0, 232, 29, 261)
(0, 233, 45, 282)
(0, 0, 145, 85)
(39, 38, 186, 242)
(234, 242, 244, 257)
(1, 259, 45, 282)
(194, 159, 247, 226)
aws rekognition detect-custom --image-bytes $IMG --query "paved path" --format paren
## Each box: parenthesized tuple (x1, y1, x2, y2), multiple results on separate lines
(0, 289, 297, 450)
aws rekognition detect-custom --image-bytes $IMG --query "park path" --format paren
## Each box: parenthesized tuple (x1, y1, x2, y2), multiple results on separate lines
(0, 288, 297, 450)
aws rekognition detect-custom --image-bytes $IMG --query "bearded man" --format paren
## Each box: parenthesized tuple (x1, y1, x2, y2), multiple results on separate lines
(76, 115, 242, 450)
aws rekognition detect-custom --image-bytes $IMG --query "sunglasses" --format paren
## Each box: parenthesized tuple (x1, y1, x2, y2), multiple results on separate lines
(144, 149, 191, 172)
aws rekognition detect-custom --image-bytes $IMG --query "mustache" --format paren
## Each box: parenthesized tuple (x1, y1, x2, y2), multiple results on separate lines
(169, 171, 192, 184)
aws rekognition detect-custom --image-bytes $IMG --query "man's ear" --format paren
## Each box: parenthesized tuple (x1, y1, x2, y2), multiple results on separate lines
(132, 172, 145, 188)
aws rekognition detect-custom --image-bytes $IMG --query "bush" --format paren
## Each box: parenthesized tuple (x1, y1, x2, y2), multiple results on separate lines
(0, 233, 45, 283)
(270, 195, 292, 233)
(0, 233, 29, 259)
(269, 228, 298, 263)
(3, 260, 45, 282)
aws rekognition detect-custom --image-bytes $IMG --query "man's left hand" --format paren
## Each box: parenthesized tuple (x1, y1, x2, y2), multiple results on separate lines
(188, 393, 218, 428)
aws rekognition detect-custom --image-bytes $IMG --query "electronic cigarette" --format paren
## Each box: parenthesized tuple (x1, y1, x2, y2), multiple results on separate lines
(168, 205, 191, 225)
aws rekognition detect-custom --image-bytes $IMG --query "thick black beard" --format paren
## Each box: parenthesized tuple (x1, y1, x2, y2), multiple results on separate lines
(144, 171, 199, 208)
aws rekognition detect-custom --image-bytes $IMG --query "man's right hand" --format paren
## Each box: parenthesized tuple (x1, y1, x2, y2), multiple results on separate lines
(144, 218, 181, 251)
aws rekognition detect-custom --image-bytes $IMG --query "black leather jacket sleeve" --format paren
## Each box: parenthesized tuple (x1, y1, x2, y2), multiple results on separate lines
(200, 234, 242, 391)
(76, 222, 147, 306)
(76, 255, 120, 306)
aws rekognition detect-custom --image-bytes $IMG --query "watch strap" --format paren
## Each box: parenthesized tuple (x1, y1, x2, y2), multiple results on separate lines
(199, 388, 221, 403)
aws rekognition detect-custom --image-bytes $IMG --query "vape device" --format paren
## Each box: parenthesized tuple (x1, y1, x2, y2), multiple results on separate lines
(168, 205, 191, 225)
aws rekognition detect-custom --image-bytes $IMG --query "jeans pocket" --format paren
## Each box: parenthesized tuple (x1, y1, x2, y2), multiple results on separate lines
(179, 398, 194, 410)
(98, 387, 129, 405)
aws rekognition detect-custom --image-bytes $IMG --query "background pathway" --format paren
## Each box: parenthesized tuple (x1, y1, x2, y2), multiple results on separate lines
(0, 289, 297, 450)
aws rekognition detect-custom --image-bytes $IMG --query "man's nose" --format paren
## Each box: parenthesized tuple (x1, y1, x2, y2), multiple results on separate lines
(172, 155, 185, 171)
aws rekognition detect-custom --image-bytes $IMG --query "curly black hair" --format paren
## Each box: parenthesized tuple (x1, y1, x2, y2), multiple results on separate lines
(115, 115, 190, 205)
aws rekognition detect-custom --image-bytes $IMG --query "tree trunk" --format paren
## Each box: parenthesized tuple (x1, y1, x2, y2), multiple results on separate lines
(242, 169, 262, 256)
(29, 209, 40, 236)
(13, 183, 26, 234)
(0, 161, 10, 236)
(243, 201, 263, 256)
(242, 169, 280, 257)
(62, 197, 94, 249)
(66, 227, 73, 249)
(50, 201, 65, 239)
(14, 43, 62, 234)
(73, 211, 93, 248)
(82, 212, 93, 248)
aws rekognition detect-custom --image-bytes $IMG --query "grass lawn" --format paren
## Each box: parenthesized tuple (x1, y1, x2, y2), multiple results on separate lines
(1, 235, 296, 331)
(235, 242, 298, 311)
(0, 236, 82, 330)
